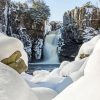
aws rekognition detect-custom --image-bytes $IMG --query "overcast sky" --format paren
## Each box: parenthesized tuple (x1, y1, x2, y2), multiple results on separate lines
(12, 0, 100, 21)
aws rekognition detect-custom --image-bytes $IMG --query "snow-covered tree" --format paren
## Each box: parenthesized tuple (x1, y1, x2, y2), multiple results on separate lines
(29, 1, 50, 23)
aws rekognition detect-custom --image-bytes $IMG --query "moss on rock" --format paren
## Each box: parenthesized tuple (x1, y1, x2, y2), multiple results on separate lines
(1, 51, 27, 74)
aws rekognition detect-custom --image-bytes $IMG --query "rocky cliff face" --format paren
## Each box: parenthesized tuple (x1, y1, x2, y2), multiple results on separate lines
(0, 1, 45, 62)
(9, 4, 44, 61)
(63, 4, 100, 30)
(59, 3, 100, 62)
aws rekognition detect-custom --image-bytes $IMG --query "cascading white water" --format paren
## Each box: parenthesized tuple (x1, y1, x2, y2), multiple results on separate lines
(43, 29, 61, 64)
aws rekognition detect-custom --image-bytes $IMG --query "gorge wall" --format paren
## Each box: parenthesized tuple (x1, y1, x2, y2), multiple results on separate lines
(63, 3, 100, 30)
(59, 2, 100, 62)
(0, 0, 46, 62)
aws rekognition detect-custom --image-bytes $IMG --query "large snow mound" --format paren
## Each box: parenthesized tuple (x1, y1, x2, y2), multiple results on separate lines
(53, 38, 100, 100)
(0, 62, 38, 100)
(59, 58, 86, 77)
(0, 33, 28, 66)
(0, 62, 57, 100)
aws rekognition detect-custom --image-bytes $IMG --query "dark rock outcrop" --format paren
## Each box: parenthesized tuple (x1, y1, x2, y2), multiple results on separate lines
(58, 24, 82, 62)
(0, 1, 45, 62)
(59, 2, 100, 62)
(66, 3, 100, 30)
(50, 21, 63, 31)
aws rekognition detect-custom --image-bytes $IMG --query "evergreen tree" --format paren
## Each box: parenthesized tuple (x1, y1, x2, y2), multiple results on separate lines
(29, 1, 50, 23)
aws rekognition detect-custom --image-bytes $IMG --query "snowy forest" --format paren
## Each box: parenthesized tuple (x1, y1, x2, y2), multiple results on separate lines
(0, 0, 100, 100)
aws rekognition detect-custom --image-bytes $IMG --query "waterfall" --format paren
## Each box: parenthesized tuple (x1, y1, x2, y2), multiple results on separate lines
(43, 29, 60, 64)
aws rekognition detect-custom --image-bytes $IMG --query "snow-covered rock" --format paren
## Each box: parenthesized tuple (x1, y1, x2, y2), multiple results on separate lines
(0, 62, 58, 100)
(0, 33, 28, 66)
(69, 58, 88, 81)
(59, 61, 70, 70)
(0, 62, 38, 100)
(48, 68, 60, 77)
(31, 70, 50, 83)
(0, 33, 28, 73)
(33, 70, 50, 77)
(59, 58, 86, 77)
(75, 35, 100, 60)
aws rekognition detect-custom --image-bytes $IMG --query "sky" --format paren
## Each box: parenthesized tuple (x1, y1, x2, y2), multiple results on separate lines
(12, 0, 100, 21)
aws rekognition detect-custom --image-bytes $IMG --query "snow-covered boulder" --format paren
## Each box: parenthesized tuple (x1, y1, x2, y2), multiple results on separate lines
(0, 33, 28, 73)
(0, 62, 58, 100)
(59, 61, 69, 70)
(59, 58, 86, 77)
(48, 68, 60, 77)
(53, 39, 100, 100)
(31, 70, 50, 83)
(33, 70, 50, 76)
(75, 35, 100, 60)
(0, 62, 38, 100)
(69, 58, 88, 81)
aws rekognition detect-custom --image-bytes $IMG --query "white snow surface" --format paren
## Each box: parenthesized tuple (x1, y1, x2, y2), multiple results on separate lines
(0, 33, 28, 66)
(21, 58, 87, 93)
(75, 35, 100, 61)
(59, 58, 86, 77)
(53, 38, 100, 100)
(0, 62, 57, 100)
(0, 62, 38, 100)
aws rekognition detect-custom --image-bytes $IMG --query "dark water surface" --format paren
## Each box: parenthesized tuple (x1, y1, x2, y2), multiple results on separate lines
(27, 63, 60, 75)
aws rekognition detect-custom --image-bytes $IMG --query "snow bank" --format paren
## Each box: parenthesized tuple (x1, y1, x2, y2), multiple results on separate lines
(69, 58, 88, 81)
(59, 58, 86, 77)
(0, 62, 38, 100)
(22, 55, 87, 93)
(53, 38, 100, 100)
(32, 87, 57, 100)
(84, 39, 100, 76)
(0, 33, 28, 66)
(31, 70, 50, 83)
(75, 35, 100, 60)
(33, 70, 50, 76)
(0, 62, 58, 100)
(59, 61, 69, 69)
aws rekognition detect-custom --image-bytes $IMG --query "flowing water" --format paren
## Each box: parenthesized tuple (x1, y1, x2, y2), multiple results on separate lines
(43, 30, 60, 64)
(28, 30, 61, 73)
